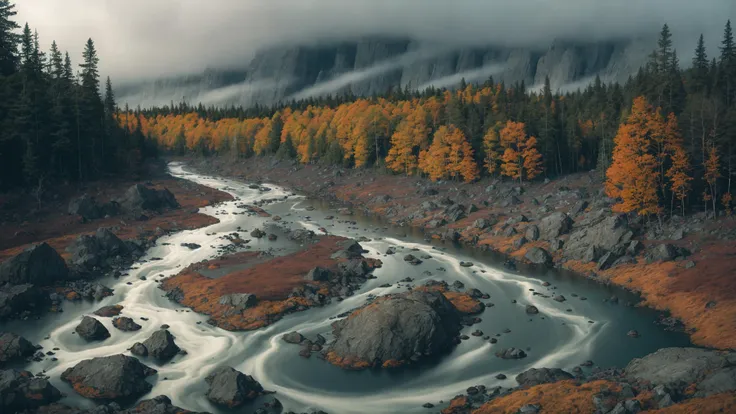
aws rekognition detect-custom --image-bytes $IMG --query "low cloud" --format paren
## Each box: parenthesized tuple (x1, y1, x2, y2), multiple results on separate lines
(14, 0, 735, 82)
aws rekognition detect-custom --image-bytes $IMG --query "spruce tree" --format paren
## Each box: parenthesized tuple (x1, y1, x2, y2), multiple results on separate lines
(0, 0, 19, 76)
(692, 34, 709, 93)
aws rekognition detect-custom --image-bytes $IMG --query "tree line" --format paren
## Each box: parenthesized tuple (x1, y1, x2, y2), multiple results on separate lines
(127, 22, 735, 219)
(0, 0, 156, 192)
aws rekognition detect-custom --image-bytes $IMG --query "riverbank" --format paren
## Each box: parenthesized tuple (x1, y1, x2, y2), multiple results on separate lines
(187, 156, 736, 352)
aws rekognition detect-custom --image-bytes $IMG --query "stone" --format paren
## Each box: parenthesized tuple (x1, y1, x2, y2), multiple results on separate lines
(113, 317, 142, 332)
(75, 316, 110, 341)
(495, 348, 527, 359)
(569, 200, 589, 216)
(0, 284, 45, 321)
(0, 369, 61, 411)
(60, 354, 156, 401)
(130, 342, 148, 357)
(0, 243, 68, 286)
(538, 212, 573, 240)
(525, 225, 540, 241)
(513, 237, 528, 250)
(142, 330, 180, 361)
(205, 366, 264, 408)
(564, 214, 633, 261)
(305, 266, 333, 282)
(648, 244, 687, 262)
(218, 293, 258, 311)
(66, 229, 131, 271)
(696, 366, 736, 397)
(0, 332, 36, 364)
(525, 248, 553, 266)
(525, 305, 539, 315)
(326, 291, 461, 368)
(68, 194, 102, 220)
(282, 331, 305, 344)
(625, 348, 732, 388)
(250, 229, 266, 238)
(515, 368, 573, 387)
(119, 184, 179, 213)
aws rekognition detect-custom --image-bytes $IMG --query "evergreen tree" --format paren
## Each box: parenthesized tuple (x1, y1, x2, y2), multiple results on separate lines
(79, 38, 103, 174)
(692, 34, 709, 93)
(0, 0, 19, 76)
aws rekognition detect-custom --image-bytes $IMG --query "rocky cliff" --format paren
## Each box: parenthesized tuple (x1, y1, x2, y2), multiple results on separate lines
(117, 37, 650, 109)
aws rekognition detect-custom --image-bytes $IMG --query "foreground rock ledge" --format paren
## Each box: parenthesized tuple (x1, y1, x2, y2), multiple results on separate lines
(325, 290, 463, 369)
(60, 354, 157, 401)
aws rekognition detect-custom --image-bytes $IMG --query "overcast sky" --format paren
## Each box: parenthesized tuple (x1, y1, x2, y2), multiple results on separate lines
(14, 0, 736, 83)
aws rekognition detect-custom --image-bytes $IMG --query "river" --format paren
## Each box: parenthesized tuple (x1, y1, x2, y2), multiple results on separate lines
(2, 162, 691, 413)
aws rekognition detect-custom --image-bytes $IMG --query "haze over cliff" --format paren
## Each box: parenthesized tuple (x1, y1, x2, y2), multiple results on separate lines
(16, 0, 736, 108)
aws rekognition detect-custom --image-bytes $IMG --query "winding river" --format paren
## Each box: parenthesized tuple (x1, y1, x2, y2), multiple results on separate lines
(3, 162, 690, 413)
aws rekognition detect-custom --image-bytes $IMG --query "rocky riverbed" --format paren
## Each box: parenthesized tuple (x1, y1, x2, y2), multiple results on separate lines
(0, 162, 733, 413)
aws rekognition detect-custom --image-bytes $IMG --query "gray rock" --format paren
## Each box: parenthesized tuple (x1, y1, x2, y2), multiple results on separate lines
(538, 212, 573, 241)
(60, 354, 156, 401)
(0, 332, 36, 364)
(282, 332, 305, 344)
(119, 184, 179, 213)
(0, 284, 45, 321)
(597, 251, 619, 270)
(0, 369, 62, 411)
(444, 204, 466, 222)
(67, 229, 131, 270)
(564, 214, 632, 261)
(569, 200, 589, 216)
(513, 237, 528, 250)
(305, 266, 333, 282)
(495, 348, 527, 359)
(130, 342, 148, 357)
(113, 317, 142, 332)
(625, 347, 732, 388)
(218, 293, 258, 311)
(327, 290, 461, 367)
(525, 248, 552, 266)
(205, 366, 264, 408)
(525, 305, 539, 315)
(696, 366, 736, 397)
(0, 243, 68, 286)
(648, 244, 688, 262)
(518, 404, 541, 414)
(142, 330, 180, 361)
(515, 368, 573, 387)
(76, 316, 111, 341)
(525, 225, 540, 241)
(68, 194, 102, 220)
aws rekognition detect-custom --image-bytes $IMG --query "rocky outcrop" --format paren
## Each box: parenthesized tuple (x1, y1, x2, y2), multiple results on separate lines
(60, 354, 156, 401)
(66, 228, 133, 271)
(326, 290, 462, 369)
(29, 395, 209, 414)
(141, 329, 180, 361)
(75, 316, 110, 341)
(564, 214, 633, 262)
(538, 212, 573, 241)
(205, 366, 264, 408)
(625, 347, 734, 390)
(0, 283, 45, 321)
(0, 332, 36, 365)
(119, 184, 179, 214)
(0, 369, 61, 412)
(515, 368, 574, 387)
(0, 243, 68, 286)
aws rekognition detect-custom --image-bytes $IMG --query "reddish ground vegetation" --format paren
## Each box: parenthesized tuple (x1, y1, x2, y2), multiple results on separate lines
(0, 173, 231, 262)
(161, 236, 371, 330)
(472, 380, 620, 414)
(646, 393, 736, 413)
(195, 156, 736, 351)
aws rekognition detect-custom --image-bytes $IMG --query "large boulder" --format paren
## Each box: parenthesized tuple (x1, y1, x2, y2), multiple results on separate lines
(66, 229, 130, 270)
(0, 243, 68, 286)
(564, 214, 633, 261)
(696, 366, 736, 397)
(0, 332, 36, 365)
(525, 248, 553, 266)
(205, 366, 264, 408)
(0, 284, 46, 321)
(68, 194, 102, 220)
(60, 354, 156, 401)
(625, 348, 733, 389)
(141, 329, 180, 361)
(218, 293, 258, 311)
(326, 290, 461, 369)
(0, 369, 62, 412)
(126, 395, 209, 414)
(75, 316, 110, 341)
(538, 212, 573, 241)
(119, 184, 179, 214)
(515, 368, 574, 387)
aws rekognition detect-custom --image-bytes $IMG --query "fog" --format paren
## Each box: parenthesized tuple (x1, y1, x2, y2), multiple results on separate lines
(14, 0, 735, 83)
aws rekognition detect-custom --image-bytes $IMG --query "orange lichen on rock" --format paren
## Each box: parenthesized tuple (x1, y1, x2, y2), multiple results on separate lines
(442, 292, 484, 314)
(442, 396, 471, 414)
(472, 380, 619, 414)
(324, 351, 372, 370)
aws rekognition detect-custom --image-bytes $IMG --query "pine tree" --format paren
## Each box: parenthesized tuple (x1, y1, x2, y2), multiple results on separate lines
(692, 34, 709, 92)
(0, 0, 20, 76)
(79, 38, 103, 175)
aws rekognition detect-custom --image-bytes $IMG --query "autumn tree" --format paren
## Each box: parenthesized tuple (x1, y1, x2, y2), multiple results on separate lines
(499, 121, 543, 183)
(385, 106, 427, 174)
(482, 125, 501, 175)
(704, 145, 721, 217)
(418, 125, 478, 183)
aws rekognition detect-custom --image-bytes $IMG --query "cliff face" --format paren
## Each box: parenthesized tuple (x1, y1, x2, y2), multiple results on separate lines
(117, 37, 649, 108)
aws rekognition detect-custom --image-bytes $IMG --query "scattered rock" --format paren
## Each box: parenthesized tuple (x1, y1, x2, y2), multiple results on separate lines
(218, 293, 258, 311)
(538, 212, 573, 240)
(282, 332, 305, 344)
(75, 316, 110, 341)
(525, 305, 539, 315)
(60, 354, 156, 401)
(0, 243, 68, 286)
(113, 317, 142, 332)
(0, 369, 61, 411)
(495, 348, 527, 359)
(205, 366, 264, 408)
(515, 368, 574, 387)
(141, 329, 180, 361)
(119, 184, 179, 214)
(0, 332, 36, 365)
(525, 248, 552, 266)
(305, 267, 333, 282)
